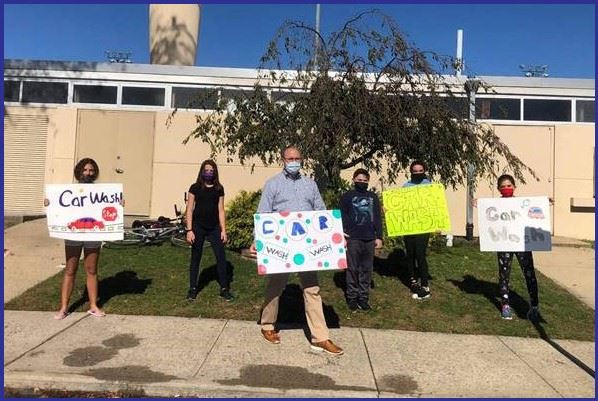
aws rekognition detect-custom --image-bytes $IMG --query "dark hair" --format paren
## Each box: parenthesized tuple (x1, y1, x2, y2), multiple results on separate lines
(409, 160, 427, 172)
(73, 158, 99, 183)
(196, 159, 223, 190)
(353, 168, 370, 179)
(497, 174, 516, 189)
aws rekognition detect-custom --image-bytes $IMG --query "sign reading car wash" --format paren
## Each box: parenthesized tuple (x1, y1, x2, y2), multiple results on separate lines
(45, 184, 124, 241)
(253, 210, 347, 275)
(382, 183, 451, 237)
(477, 196, 552, 252)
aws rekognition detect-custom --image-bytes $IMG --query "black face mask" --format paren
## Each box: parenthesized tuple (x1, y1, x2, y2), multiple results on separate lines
(411, 173, 426, 183)
(79, 175, 95, 183)
(354, 182, 368, 192)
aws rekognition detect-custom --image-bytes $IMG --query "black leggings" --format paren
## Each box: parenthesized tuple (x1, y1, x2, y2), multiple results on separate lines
(497, 251, 538, 307)
(404, 234, 430, 287)
(189, 226, 229, 290)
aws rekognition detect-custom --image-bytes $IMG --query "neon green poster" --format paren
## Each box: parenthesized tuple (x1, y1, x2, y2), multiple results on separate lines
(382, 183, 451, 237)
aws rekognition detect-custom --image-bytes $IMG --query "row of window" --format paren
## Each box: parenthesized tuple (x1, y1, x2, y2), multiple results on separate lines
(4, 79, 595, 123)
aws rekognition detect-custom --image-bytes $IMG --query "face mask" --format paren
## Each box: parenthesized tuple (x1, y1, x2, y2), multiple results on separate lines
(499, 187, 514, 197)
(202, 171, 215, 181)
(284, 161, 301, 175)
(354, 182, 368, 192)
(80, 175, 94, 183)
(411, 173, 425, 183)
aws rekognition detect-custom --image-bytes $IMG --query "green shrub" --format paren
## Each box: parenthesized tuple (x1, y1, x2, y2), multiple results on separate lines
(225, 190, 262, 250)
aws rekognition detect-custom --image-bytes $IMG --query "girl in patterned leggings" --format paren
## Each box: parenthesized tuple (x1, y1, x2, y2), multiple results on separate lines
(495, 174, 539, 321)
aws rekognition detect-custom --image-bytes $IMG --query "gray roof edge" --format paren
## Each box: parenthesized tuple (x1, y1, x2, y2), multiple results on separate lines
(3, 59, 262, 79)
(3, 59, 595, 90)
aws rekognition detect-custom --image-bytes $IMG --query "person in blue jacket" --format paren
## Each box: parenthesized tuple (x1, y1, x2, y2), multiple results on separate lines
(340, 168, 383, 312)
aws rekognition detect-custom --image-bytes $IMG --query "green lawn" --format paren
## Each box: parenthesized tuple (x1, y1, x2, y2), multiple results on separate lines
(5, 240, 594, 341)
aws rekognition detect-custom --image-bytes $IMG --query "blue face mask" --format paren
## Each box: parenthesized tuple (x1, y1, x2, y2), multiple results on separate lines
(284, 161, 301, 175)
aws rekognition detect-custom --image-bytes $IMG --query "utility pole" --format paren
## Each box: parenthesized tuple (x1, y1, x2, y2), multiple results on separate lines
(464, 78, 480, 241)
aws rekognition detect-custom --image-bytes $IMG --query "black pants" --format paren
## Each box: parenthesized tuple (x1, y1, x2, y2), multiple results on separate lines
(189, 226, 229, 290)
(404, 234, 430, 287)
(497, 251, 538, 307)
(345, 239, 375, 302)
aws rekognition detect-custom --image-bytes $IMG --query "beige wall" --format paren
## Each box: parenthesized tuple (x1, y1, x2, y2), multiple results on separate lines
(6, 106, 595, 240)
(552, 124, 595, 238)
(5, 106, 78, 185)
(150, 111, 282, 217)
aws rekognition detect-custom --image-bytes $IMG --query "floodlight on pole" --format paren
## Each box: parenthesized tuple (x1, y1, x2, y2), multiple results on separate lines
(519, 64, 549, 77)
(105, 51, 133, 64)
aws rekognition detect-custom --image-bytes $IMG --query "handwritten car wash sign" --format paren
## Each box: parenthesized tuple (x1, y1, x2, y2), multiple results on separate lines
(253, 210, 347, 275)
(478, 196, 551, 252)
(382, 184, 451, 237)
(45, 184, 124, 241)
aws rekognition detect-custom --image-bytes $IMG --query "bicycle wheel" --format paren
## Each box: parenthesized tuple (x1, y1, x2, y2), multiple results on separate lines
(103, 228, 147, 249)
(170, 231, 191, 248)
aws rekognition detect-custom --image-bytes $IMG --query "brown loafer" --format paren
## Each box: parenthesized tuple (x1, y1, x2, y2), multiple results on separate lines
(310, 339, 344, 356)
(261, 329, 280, 344)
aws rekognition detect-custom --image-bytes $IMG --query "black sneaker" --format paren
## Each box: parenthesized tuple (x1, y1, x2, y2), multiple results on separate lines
(413, 286, 431, 300)
(347, 300, 358, 312)
(219, 288, 235, 301)
(357, 300, 372, 312)
(186, 287, 198, 301)
(409, 279, 421, 298)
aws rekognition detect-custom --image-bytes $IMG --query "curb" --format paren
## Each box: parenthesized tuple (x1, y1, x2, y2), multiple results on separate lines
(4, 371, 381, 398)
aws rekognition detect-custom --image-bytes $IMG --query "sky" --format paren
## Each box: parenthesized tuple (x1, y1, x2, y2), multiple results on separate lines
(3, 3, 596, 78)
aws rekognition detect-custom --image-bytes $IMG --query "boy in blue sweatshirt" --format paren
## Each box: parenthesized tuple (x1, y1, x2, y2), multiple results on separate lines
(340, 169, 383, 312)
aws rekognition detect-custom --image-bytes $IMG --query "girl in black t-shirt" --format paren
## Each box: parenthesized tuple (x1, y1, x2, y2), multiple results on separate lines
(185, 160, 234, 301)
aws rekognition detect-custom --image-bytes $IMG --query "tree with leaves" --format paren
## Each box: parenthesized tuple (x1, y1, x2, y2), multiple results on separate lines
(175, 10, 535, 191)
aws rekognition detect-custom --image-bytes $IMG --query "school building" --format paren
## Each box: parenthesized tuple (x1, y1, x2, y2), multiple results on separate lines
(3, 59, 595, 240)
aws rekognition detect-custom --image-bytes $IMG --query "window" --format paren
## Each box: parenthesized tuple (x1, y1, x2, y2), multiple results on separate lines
(220, 88, 251, 102)
(122, 86, 165, 106)
(73, 85, 117, 104)
(220, 88, 251, 113)
(171, 87, 218, 109)
(270, 91, 308, 104)
(476, 98, 520, 120)
(442, 96, 468, 119)
(21, 81, 68, 104)
(524, 99, 571, 122)
(4, 80, 20, 102)
(576, 100, 595, 123)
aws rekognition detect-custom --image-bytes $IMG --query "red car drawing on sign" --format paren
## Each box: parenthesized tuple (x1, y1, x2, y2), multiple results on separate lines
(67, 217, 105, 231)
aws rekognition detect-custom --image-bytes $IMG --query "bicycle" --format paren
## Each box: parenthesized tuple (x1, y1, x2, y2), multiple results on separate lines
(104, 200, 195, 249)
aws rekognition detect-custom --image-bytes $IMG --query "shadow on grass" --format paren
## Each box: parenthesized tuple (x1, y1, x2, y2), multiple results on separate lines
(196, 261, 235, 294)
(332, 248, 412, 299)
(447, 274, 532, 318)
(68, 270, 152, 313)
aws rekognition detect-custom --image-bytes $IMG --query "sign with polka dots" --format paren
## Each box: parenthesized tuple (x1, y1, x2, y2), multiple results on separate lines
(253, 209, 347, 275)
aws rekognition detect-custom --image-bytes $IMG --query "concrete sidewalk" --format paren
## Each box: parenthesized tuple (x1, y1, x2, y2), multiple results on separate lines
(3, 218, 596, 397)
(3, 311, 595, 398)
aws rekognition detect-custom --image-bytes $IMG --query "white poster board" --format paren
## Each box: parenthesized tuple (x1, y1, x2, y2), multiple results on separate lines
(478, 196, 551, 252)
(45, 184, 124, 241)
(253, 210, 347, 275)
